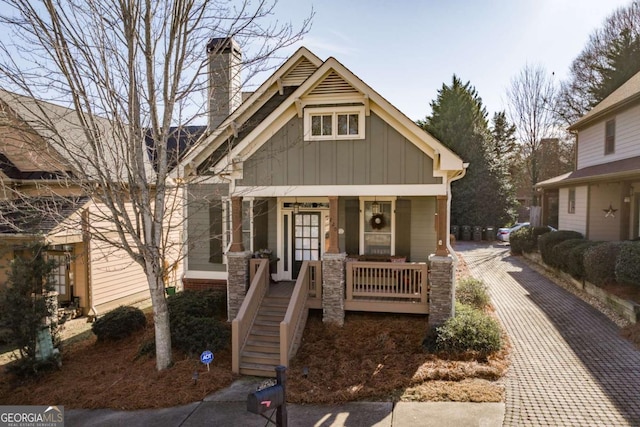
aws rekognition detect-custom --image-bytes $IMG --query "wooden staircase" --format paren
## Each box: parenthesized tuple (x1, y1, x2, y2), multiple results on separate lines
(239, 290, 291, 377)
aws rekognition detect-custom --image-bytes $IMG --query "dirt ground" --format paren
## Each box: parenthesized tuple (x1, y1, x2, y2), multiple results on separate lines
(0, 253, 508, 409)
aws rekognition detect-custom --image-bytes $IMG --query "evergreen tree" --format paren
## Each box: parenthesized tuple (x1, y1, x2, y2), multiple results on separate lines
(419, 76, 513, 227)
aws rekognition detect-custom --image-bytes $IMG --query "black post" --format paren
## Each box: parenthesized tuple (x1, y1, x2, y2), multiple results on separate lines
(275, 365, 287, 427)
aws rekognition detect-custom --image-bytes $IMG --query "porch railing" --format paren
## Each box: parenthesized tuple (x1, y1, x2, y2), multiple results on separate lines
(232, 258, 269, 373)
(280, 261, 317, 366)
(345, 261, 429, 314)
(306, 260, 322, 308)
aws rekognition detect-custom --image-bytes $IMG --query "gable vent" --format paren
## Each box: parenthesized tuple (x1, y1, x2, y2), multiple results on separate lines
(281, 57, 318, 86)
(308, 71, 359, 96)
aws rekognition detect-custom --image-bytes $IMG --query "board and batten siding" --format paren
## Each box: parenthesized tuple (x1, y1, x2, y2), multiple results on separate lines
(408, 197, 436, 261)
(558, 186, 588, 236)
(577, 103, 640, 169)
(239, 113, 441, 187)
(588, 182, 622, 241)
(186, 184, 228, 272)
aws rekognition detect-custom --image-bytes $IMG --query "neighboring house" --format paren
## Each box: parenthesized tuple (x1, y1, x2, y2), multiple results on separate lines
(175, 39, 466, 375)
(0, 90, 183, 317)
(537, 71, 640, 241)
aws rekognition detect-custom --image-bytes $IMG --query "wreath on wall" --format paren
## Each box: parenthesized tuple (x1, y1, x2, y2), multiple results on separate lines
(370, 213, 387, 230)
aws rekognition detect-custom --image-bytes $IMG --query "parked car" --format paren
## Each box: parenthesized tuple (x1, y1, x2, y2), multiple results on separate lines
(497, 222, 557, 243)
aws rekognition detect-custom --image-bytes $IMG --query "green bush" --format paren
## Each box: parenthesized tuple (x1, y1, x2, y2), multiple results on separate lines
(566, 241, 601, 279)
(615, 242, 640, 287)
(167, 290, 226, 320)
(92, 306, 147, 341)
(550, 238, 585, 271)
(430, 303, 502, 358)
(538, 230, 583, 266)
(510, 226, 552, 255)
(170, 316, 230, 356)
(584, 241, 628, 286)
(456, 278, 490, 309)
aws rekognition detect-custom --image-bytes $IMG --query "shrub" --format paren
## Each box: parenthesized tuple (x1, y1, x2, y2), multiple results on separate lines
(153, 290, 230, 356)
(170, 316, 230, 356)
(0, 243, 61, 378)
(616, 242, 640, 287)
(92, 306, 147, 341)
(550, 238, 585, 271)
(538, 230, 583, 266)
(584, 241, 628, 286)
(431, 303, 502, 358)
(167, 290, 226, 320)
(456, 278, 490, 309)
(510, 226, 552, 255)
(566, 241, 601, 279)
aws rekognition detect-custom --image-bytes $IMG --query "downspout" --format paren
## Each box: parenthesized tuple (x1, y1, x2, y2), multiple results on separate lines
(446, 164, 468, 317)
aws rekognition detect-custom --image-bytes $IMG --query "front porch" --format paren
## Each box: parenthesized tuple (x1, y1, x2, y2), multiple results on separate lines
(232, 254, 447, 376)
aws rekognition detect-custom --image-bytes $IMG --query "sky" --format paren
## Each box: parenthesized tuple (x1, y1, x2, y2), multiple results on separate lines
(257, 0, 633, 122)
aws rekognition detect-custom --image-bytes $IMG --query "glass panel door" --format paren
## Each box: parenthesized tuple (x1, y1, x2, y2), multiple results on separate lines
(292, 212, 320, 278)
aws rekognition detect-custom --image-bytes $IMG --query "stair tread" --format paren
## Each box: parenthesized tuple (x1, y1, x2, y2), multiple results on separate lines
(249, 329, 279, 336)
(242, 350, 280, 358)
(246, 339, 280, 347)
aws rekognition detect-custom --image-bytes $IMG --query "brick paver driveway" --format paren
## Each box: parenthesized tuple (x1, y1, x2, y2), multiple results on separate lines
(457, 242, 640, 426)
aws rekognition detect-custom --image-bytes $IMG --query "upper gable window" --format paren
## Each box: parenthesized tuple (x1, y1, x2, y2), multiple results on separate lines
(304, 106, 365, 141)
(605, 119, 615, 155)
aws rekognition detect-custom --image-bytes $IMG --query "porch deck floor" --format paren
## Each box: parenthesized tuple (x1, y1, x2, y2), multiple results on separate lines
(268, 281, 294, 297)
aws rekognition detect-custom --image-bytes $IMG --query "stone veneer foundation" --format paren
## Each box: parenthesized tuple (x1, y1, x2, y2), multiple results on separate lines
(322, 252, 347, 326)
(226, 251, 252, 322)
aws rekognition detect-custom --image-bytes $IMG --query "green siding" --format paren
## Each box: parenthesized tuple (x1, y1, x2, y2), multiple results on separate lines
(395, 198, 411, 259)
(409, 197, 436, 261)
(239, 113, 441, 187)
(187, 184, 228, 272)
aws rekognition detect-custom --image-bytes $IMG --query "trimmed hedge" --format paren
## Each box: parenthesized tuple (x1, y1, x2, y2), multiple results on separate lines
(510, 226, 553, 255)
(566, 240, 602, 279)
(538, 230, 583, 267)
(167, 290, 226, 320)
(92, 306, 147, 341)
(615, 242, 640, 287)
(550, 238, 585, 271)
(584, 242, 628, 286)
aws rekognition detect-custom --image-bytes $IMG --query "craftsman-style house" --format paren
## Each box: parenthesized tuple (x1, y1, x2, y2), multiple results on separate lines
(174, 39, 466, 376)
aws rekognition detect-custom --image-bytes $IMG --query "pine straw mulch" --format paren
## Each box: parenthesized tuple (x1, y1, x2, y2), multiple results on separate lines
(0, 252, 509, 409)
(0, 313, 238, 409)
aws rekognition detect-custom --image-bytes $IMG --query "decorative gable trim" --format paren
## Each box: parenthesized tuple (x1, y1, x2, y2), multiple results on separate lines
(307, 71, 360, 97)
(281, 57, 319, 86)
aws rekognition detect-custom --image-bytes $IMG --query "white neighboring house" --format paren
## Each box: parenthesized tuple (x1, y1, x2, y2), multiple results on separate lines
(537, 71, 640, 241)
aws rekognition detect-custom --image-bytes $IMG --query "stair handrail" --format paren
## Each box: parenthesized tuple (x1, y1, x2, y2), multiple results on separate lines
(232, 258, 269, 373)
(280, 261, 312, 366)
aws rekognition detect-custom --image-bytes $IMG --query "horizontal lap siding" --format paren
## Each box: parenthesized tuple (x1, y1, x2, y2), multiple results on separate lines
(588, 183, 622, 241)
(558, 186, 588, 235)
(577, 104, 640, 169)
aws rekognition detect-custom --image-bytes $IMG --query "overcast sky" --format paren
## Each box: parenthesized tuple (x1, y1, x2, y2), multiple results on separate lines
(258, 0, 633, 121)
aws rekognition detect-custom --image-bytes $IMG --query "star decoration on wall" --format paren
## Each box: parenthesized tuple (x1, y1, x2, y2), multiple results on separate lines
(603, 203, 618, 218)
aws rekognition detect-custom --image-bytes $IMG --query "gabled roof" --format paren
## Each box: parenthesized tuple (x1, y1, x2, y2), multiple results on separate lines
(568, 71, 640, 131)
(0, 196, 89, 235)
(178, 47, 463, 178)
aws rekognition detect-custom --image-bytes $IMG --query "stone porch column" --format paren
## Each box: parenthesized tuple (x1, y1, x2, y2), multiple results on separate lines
(322, 252, 346, 326)
(428, 254, 454, 327)
(226, 251, 252, 321)
(435, 195, 449, 256)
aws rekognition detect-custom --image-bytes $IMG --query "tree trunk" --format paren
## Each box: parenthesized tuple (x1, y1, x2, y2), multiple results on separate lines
(147, 271, 172, 370)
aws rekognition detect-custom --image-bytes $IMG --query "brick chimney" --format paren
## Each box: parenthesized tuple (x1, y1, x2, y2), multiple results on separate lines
(207, 37, 242, 130)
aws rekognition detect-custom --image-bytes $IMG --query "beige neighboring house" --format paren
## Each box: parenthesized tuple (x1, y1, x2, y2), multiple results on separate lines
(0, 89, 183, 317)
(174, 39, 466, 376)
(537, 71, 640, 241)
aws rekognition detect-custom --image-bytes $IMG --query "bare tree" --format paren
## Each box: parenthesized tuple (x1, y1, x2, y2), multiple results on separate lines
(0, 0, 311, 370)
(507, 64, 559, 206)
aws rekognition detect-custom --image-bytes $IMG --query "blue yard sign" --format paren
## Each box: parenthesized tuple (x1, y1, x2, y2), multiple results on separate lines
(200, 350, 214, 371)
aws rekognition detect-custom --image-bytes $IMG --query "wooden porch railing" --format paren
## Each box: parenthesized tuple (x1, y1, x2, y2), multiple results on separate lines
(232, 258, 269, 373)
(345, 261, 429, 314)
(280, 261, 316, 366)
(306, 260, 322, 308)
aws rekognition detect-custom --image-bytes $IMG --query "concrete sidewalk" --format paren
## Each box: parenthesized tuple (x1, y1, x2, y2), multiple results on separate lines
(66, 377, 505, 426)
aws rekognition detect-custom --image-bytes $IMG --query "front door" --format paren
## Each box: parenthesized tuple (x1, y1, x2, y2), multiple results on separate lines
(292, 212, 321, 279)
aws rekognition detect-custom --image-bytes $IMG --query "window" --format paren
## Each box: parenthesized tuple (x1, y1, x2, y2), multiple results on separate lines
(361, 199, 395, 255)
(568, 188, 576, 214)
(605, 119, 615, 155)
(305, 106, 365, 140)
